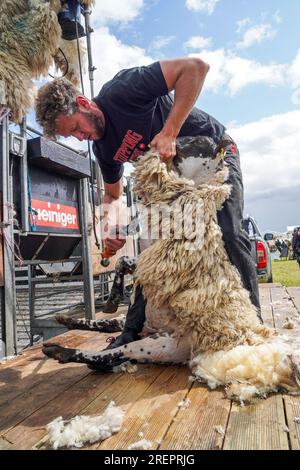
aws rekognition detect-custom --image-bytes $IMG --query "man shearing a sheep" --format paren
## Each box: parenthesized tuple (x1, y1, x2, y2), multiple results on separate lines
(36, 57, 262, 351)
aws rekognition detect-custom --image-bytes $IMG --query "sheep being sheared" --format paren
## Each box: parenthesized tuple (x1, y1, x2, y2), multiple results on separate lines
(44, 139, 300, 403)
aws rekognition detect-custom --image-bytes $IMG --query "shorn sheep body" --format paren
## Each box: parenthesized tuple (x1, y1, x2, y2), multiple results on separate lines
(44, 140, 300, 403)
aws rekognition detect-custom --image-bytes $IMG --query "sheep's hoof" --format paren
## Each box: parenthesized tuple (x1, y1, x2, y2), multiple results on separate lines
(55, 315, 77, 329)
(42, 343, 76, 363)
(102, 301, 119, 313)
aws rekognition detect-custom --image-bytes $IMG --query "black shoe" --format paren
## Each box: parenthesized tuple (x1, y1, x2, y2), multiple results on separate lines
(106, 285, 146, 350)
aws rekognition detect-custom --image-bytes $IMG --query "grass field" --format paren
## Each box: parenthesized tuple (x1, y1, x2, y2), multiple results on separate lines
(271, 259, 300, 286)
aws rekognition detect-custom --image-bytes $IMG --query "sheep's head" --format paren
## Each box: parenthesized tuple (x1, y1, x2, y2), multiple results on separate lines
(173, 136, 229, 187)
(132, 142, 231, 248)
(133, 136, 230, 206)
(133, 151, 195, 206)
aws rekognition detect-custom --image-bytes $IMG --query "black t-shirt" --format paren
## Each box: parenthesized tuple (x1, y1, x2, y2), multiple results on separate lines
(92, 61, 226, 184)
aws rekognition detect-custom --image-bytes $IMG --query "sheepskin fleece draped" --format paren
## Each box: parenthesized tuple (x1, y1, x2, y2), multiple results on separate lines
(0, 0, 92, 122)
(0, 0, 60, 122)
(133, 152, 272, 354)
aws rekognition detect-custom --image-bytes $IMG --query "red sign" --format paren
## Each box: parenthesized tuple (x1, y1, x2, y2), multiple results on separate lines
(30, 199, 79, 230)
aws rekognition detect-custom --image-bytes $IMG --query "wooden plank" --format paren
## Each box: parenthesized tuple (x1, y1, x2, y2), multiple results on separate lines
(279, 287, 300, 451)
(286, 287, 300, 315)
(259, 283, 281, 288)
(0, 327, 118, 408)
(259, 285, 275, 328)
(0, 363, 90, 436)
(0, 329, 85, 369)
(0, 333, 114, 435)
(160, 383, 231, 450)
(0, 331, 95, 405)
(223, 395, 289, 450)
(271, 286, 300, 340)
(223, 286, 296, 450)
(0, 372, 119, 450)
(283, 395, 300, 450)
(97, 366, 190, 450)
(1, 364, 163, 450)
(0, 306, 125, 370)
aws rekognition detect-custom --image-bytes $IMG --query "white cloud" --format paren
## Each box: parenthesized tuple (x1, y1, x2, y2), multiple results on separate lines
(189, 47, 300, 98)
(149, 35, 176, 51)
(237, 23, 277, 49)
(236, 18, 251, 34)
(84, 27, 153, 97)
(227, 111, 300, 198)
(91, 0, 144, 25)
(288, 50, 300, 89)
(184, 35, 213, 50)
(273, 9, 282, 24)
(185, 0, 219, 15)
(291, 89, 300, 105)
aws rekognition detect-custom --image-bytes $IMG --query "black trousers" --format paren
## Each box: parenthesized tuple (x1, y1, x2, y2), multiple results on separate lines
(217, 142, 261, 318)
(109, 142, 262, 348)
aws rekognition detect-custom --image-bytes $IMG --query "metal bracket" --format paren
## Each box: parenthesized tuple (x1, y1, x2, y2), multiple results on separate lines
(9, 132, 26, 157)
(0, 221, 11, 228)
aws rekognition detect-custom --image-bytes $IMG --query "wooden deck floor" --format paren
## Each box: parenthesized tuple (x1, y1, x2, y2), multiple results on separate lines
(1, 284, 300, 451)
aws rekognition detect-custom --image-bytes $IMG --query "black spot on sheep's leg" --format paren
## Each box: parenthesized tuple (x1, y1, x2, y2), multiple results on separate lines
(43, 334, 190, 370)
(117, 334, 191, 364)
(42, 342, 127, 370)
(55, 314, 125, 333)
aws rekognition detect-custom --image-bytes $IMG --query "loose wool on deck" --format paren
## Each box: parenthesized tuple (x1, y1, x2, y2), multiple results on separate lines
(47, 401, 124, 449)
(191, 339, 300, 402)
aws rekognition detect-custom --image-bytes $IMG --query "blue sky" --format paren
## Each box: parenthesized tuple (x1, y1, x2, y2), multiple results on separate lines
(31, 0, 300, 232)
(99, 0, 300, 125)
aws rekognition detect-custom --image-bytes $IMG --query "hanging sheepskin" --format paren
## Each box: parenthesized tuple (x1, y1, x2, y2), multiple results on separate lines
(0, 0, 93, 123)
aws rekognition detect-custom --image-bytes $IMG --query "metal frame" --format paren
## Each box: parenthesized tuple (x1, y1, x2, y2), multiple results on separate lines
(0, 116, 98, 349)
(78, 177, 95, 320)
(1, 117, 17, 356)
(0, 4, 127, 352)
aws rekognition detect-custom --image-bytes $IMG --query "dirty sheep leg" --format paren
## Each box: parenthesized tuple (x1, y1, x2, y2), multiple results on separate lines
(102, 256, 137, 313)
(43, 334, 190, 369)
(55, 314, 125, 333)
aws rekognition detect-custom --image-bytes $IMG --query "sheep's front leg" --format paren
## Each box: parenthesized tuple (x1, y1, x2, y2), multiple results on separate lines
(55, 314, 125, 333)
(103, 256, 137, 313)
(42, 334, 190, 369)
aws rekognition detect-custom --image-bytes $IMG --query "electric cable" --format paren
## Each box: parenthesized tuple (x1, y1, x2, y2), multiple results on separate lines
(48, 47, 69, 80)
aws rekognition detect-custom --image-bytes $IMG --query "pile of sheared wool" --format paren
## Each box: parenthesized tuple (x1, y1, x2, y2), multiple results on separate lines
(191, 339, 300, 402)
(47, 401, 124, 449)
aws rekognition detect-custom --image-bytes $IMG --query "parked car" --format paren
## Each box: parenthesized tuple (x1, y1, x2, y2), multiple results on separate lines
(242, 215, 273, 283)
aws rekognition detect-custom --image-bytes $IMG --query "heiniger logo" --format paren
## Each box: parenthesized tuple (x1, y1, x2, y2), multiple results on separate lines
(31, 199, 79, 230)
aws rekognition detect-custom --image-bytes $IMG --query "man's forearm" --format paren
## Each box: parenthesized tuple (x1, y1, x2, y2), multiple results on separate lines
(100, 178, 124, 223)
(101, 192, 122, 225)
(162, 58, 210, 138)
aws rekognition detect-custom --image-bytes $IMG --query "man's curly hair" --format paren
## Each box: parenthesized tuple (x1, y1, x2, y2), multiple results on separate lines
(35, 78, 80, 140)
